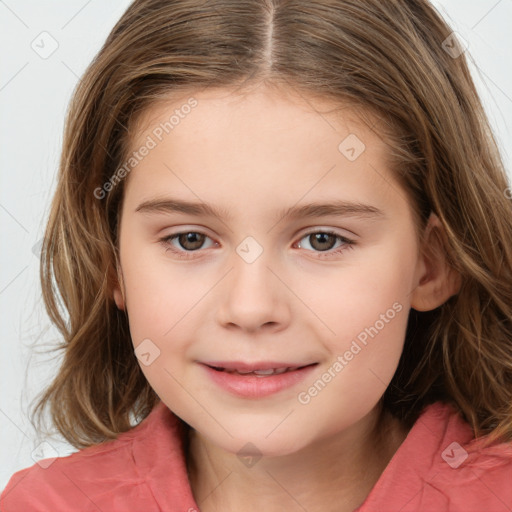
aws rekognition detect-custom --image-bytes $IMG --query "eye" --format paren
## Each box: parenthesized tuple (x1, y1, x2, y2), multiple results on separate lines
(295, 230, 355, 257)
(159, 229, 356, 260)
(159, 231, 216, 259)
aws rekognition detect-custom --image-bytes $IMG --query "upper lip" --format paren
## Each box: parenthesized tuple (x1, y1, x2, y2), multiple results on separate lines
(202, 361, 317, 371)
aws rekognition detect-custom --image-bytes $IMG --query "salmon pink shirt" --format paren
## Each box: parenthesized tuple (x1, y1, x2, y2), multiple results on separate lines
(2, 400, 512, 511)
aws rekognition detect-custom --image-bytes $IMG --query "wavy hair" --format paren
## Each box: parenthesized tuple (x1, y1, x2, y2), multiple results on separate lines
(31, 0, 512, 450)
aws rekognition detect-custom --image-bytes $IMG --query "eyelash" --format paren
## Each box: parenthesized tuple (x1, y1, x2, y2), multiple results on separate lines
(159, 229, 356, 260)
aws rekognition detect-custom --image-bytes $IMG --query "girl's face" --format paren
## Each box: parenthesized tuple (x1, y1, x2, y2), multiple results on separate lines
(114, 85, 428, 457)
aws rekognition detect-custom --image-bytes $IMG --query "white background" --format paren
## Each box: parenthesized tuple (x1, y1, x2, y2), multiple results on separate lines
(1, 0, 511, 490)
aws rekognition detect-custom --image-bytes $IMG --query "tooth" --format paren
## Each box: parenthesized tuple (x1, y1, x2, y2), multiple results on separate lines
(221, 367, 299, 376)
(253, 369, 276, 375)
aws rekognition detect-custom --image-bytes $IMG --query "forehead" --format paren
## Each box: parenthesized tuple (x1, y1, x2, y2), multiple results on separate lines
(130, 85, 386, 155)
(121, 86, 409, 222)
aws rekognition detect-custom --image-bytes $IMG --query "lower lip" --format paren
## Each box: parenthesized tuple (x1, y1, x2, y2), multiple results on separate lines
(201, 364, 318, 398)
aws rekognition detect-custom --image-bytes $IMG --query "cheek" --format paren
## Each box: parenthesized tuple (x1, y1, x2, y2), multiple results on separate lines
(296, 291, 408, 436)
(303, 236, 414, 342)
(301, 239, 414, 394)
(120, 239, 206, 342)
(119, 247, 197, 402)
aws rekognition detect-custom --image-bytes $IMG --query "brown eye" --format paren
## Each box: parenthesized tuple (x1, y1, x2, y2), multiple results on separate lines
(296, 230, 355, 257)
(175, 232, 206, 251)
(307, 233, 337, 252)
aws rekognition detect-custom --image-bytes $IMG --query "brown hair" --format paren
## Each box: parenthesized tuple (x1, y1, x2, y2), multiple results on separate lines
(31, 0, 512, 450)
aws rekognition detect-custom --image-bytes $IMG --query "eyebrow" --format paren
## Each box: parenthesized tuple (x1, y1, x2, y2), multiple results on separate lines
(135, 197, 386, 222)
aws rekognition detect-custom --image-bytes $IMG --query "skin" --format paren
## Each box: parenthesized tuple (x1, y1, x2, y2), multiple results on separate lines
(113, 84, 460, 512)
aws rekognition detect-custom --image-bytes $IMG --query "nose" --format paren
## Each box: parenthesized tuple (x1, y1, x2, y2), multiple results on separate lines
(215, 252, 291, 334)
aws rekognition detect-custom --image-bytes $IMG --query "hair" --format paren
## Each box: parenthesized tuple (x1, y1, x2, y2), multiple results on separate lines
(31, 0, 512, 451)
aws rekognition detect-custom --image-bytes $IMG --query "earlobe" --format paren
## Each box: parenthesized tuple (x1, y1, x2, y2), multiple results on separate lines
(112, 265, 126, 311)
(410, 213, 462, 312)
(113, 287, 125, 310)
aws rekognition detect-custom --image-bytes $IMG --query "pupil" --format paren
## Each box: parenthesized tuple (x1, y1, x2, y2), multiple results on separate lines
(311, 233, 335, 251)
(180, 232, 204, 250)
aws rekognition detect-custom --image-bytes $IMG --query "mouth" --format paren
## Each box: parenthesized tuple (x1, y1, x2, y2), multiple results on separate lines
(201, 361, 319, 398)
(204, 362, 318, 376)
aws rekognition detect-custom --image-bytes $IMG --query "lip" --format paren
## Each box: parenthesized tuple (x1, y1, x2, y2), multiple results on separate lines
(200, 362, 318, 399)
(202, 361, 315, 372)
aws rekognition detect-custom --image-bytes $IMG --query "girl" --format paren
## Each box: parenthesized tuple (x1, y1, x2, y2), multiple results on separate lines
(2, 0, 512, 511)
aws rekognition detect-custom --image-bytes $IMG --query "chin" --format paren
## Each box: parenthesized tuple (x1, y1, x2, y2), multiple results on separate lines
(213, 428, 311, 461)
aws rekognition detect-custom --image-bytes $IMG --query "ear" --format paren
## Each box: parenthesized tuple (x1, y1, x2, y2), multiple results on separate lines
(410, 212, 461, 312)
(112, 264, 126, 311)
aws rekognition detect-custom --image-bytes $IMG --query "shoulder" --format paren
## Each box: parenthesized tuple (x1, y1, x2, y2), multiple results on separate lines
(0, 402, 182, 512)
(434, 413, 512, 511)
(359, 401, 512, 512)
(1, 441, 144, 512)
(411, 402, 512, 510)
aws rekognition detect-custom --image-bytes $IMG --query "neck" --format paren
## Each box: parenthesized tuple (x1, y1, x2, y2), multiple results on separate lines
(185, 406, 409, 512)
